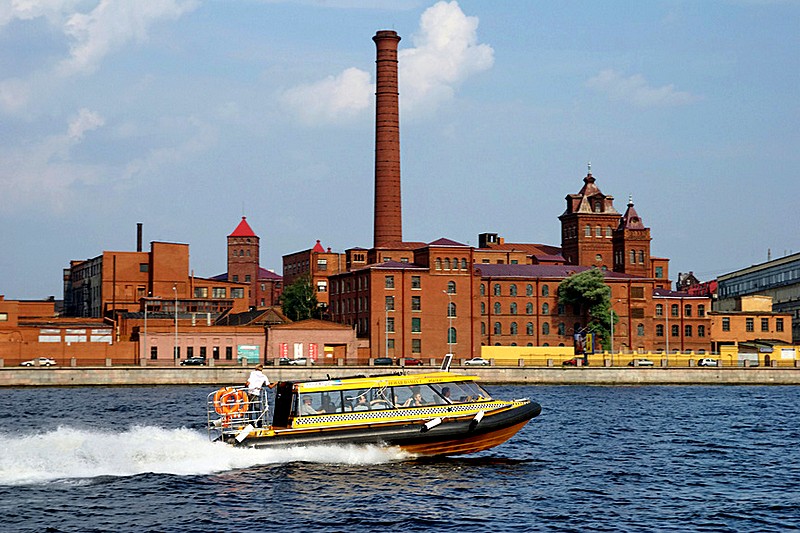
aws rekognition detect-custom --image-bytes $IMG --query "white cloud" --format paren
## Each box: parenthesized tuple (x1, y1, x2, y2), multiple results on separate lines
(68, 108, 105, 141)
(282, 0, 494, 123)
(281, 67, 374, 124)
(586, 69, 696, 108)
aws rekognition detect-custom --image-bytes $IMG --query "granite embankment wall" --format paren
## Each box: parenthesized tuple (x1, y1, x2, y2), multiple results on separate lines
(2, 366, 800, 387)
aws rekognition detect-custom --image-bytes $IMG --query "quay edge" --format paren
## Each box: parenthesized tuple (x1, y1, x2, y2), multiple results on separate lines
(2, 366, 800, 387)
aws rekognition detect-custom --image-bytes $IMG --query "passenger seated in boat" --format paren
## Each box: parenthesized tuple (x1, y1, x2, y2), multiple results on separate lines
(401, 388, 426, 407)
(299, 396, 323, 416)
(353, 396, 369, 411)
(440, 387, 453, 404)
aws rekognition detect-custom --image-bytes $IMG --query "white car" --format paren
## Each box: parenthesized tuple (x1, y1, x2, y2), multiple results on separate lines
(464, 357, 490, 366)
(698, 358, 719, 367)
(628, 358, 654, 367)
(288, 358, 314, 366)
(21, 357, 57, 367)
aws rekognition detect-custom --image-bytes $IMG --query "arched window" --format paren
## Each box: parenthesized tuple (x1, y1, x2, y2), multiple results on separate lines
(481, 322, 486, 335)
(526, 302, 534, 315)
(435, 258, 442, 270)
(452, 258, 459, 270)
(655, 304, 663, 317)
(684, 304, 692, 317)
(595, 225, 602, 237)
(542, 322, 550, 335)
(493, 284, 501, 296)
(494, 322, 502, 335)
(526, 284, 533, 296)
(509, 284, 518, 296)
(542, 285, 549, 297)
(479, 283, 485, 296)
(510, 322, 518, 335)
(526, 322, 534, 335)
(444, 258, 451, 270)
(585, 225, 591, 237)
(494, 302, 501, 315)
(656, 324, 664, 337)
(447, 281, 456, 294)
(558, 322, 566, 336)
(448, 302, 456, 317)
(448, 327, 457, 344)
(461, 258, 468, 270)
(480, 302, 486, 315)
(605, 226, 612, 237)
(542, 303, 549, 315)
(637, 324, 645, 336)
(671, 304, 679, 317)
(510, 303, 517, 315)
(630, 250, 636, 264)
(557, 303, 565, 315)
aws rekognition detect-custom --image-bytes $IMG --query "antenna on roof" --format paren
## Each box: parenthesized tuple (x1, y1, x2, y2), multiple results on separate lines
(587, 161, 592, 174)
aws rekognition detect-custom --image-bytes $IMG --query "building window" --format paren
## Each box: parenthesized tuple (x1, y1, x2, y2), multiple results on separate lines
(385, 296, 394, 311)
(595, 225, 602, 237)
(494, 322, 501, 335)
(655, 304, 663, 317)
(510, 303, 517, 315)
(777, 318, 784, 332)
(526, 284, 533, 296)
(411, 317, 421, 333)
(509, 284, 517, 296)
(212, 346, 219, 360)
(232, 275, 238, 282)
(605, 226, 612, 237)
(655, 266, 663, 278)
(526, 302, 534, 315)
(448, 302, 456, 317)
(317, 259, 327, 271)
(317, 281, 327, 292)
(526, 322, 534, 335)
(698, 304, 705, 317)
(385, 275, 394, 289)
(226, 347, 233, 360)
(671, 304, 679, 317)
(150, 346, 158, 359)
(187, 346, 194, 358)
(631, 308, 645, 319)
(585, 225, 591, 237)
(411, 339, 421, 354)
(638, 251, 645, 263)
(231, 288, 244, 298)
(494, 302, 501, 315)
(139, 263, 149, 273)
(542, 303, 549, 315)
(542, 322, 550, 335)
(448, 327, 457, 344)
(447, 281, 456, 294)
(684, 305, 692, 317)
(557, 303, 565, 315)
(631, 286, 644, 299)
(722, 317, 730, 331)
(444, 258, 451, 270)
(542, 285, 549, 297)
(493, 284, 501, 296)
(557, 322, 565, 336)
(411, 276, 421, 289)
(435, 258, 441, 270)
(630, 250, 636, 264)
(698, 325, 705, 337)
(196, 287, 210, 299)
(671, 325, 679, 337)
(411, 296, 421, 311)
(213, 287, 226, 298)
(761, 318, 769, 332)
(480, 302, 486, 315)
(637, 324, 645, 336)
(685, 325, 692, 337)
(656, 325, 664, 337)
(387, 317, 395, 333)
(481, 322, 486, 335)
(245, 275, 251, 283)
(510, 322, 518, 335)
(746, 318, 754, 332)
(387, 339, 395, 349)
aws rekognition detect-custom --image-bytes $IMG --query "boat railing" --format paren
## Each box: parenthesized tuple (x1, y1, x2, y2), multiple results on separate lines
(207, 386, 267, 441)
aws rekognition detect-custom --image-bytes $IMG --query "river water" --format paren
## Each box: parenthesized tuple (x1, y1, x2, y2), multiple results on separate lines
(1, 384, 798, 532)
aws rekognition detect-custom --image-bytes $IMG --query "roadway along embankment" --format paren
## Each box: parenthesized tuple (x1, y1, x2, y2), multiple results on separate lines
(2, 366, 800, 387)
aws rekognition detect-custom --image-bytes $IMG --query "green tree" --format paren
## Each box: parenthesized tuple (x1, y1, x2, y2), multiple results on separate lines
(558, 268, 617, 351)
(279, 275, 320, 321)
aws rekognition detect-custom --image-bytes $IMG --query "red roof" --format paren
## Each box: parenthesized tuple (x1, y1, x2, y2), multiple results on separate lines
(312, 240, 325, 253)
(229, 217, 256, 237)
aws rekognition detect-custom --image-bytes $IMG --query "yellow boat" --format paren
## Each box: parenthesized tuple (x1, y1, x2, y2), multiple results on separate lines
(207, 369, 541, 457)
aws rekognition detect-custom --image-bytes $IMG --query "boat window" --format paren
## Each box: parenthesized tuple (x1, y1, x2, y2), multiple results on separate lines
(394, 385, 430, 407)
(368, 387, 395, 410)
(344, 388, 371, 411)
(295, 392, 327, 416)
(429, 382, 492, 403)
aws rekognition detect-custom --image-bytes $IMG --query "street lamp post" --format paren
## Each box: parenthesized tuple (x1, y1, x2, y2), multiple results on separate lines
(443, 290, 453, 357)
(173, 285, 178, 362)
(665, 302, 670, 364)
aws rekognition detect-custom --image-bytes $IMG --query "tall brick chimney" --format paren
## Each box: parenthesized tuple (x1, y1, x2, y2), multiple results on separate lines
(373, 30, 402, 247)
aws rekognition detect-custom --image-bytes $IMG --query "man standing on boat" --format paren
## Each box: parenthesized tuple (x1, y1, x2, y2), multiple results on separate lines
(246, 364, 275, 426)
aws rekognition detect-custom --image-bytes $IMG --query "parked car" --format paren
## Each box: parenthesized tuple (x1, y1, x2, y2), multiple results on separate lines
(562, 357, 588, 367)
(277, 357, 292, 366)
(20, 357, 57, 367)
(288, 357, 314, 366)
(180, 356, 206, 366)
(628, 358, 654, 367)
(396, 357, 423, 366)
(373, 357, 393, 366)
(698, 358, 719, 367)
(464, 357, 490, 366)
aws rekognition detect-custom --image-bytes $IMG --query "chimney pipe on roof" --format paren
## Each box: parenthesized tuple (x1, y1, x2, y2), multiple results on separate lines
(373, 30, 403, 248)
(137, 223, 143, 252)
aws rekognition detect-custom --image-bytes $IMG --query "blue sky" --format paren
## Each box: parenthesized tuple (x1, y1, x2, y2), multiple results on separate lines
(1, 0, 798, 299)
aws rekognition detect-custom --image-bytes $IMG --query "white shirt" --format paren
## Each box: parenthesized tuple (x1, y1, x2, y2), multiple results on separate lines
(247, 370, 269, 395)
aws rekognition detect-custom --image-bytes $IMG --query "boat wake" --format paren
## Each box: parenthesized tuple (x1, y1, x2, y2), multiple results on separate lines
(0, 425, 409, 486)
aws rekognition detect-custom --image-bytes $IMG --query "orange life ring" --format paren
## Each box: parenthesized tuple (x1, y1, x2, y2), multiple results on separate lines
(214, 387, 249, 416)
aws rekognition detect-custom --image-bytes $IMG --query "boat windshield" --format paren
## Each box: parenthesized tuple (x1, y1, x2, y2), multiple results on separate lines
(429, 381, 492, 404)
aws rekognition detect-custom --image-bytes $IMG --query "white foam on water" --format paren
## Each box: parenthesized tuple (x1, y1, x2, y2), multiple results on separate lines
(0, 426, 410, 486)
